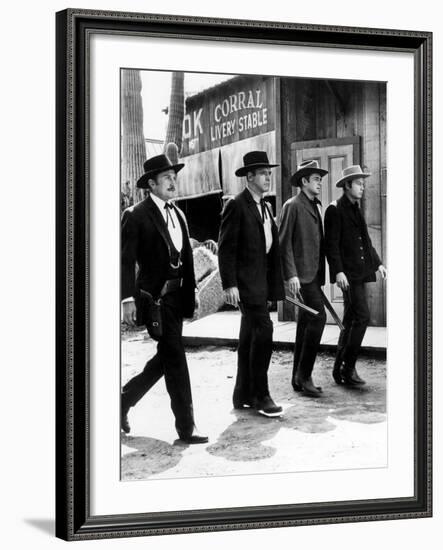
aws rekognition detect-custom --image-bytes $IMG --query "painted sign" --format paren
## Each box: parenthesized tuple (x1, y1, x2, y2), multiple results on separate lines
(181, 75, 276, 157)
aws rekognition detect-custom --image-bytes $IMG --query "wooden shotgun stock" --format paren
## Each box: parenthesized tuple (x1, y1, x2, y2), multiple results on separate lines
(284, 291, 344, 331)
(285, 295, 319, 316)
(320, 290, 345, 331)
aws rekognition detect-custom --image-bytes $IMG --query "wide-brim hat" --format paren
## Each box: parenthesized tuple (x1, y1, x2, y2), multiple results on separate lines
(335, 165, 371, 188)
(290, 160, 328, 187)
(235, 151, 279, 177)
(136, 154, 185, 189)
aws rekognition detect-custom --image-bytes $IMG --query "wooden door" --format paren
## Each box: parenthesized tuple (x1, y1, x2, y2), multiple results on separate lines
(291, 137, 360, 324)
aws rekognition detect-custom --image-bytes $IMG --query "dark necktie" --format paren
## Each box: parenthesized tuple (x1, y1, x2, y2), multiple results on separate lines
(164, 203, 175, 228)
(260, 199, 267, 224)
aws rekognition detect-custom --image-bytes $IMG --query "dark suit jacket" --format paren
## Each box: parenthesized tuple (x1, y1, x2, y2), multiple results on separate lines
(324, 194, 382, 283)
(121, 195, 196, 322)
(218, 188, 284, 304)
(278, 190, 325, 285)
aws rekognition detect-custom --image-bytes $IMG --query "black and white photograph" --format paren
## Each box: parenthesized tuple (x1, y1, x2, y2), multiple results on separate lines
(1, 0, 439, 547)
(120, 69, 388, 481)
(51, 5, 432, 542)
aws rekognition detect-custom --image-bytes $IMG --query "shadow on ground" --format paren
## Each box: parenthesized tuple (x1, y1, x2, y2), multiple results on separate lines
(120, 345, 387, 475)
(206, 350, 386, 463)
(206, 411, 283, 461)
(121, 435, 186, 480)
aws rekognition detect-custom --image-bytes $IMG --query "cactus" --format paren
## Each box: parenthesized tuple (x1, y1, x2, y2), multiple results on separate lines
(164, 72, 184, 154)
(121, 69, 146, 205)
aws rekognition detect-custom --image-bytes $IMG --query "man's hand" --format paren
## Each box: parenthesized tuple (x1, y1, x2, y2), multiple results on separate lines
(378, 265, 388, 280)
(288, 276, 301, 297)
(224, 287, 240, 308)
(336, 272, 349, 291)
(122, 300, 137, 326)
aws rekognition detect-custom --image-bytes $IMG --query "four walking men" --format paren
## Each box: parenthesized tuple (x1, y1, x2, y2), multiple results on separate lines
(121, 150, 386, 433)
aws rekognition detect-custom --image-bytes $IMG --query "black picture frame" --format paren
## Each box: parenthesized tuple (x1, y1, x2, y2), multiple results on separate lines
(55, 8, 432, 541)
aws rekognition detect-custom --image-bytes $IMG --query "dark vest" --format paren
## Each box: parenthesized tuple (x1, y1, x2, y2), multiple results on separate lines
(162, 220, 183, 280)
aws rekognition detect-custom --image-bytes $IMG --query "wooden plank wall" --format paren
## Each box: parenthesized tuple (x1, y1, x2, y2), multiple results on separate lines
(359, 82, 386, 327)
(279, 78, 387, 326)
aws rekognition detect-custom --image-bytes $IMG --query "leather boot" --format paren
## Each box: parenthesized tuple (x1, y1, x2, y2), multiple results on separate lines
(121, 402, 131, 433)
(291, 349, 321, 393)
(332, 337, 346, 385)
(293, 375, 322, 397)
(290, 363, 299, 392)
(341, 362, 366, 385)
(332, 356, 344, 385)
(292, 375, 322, 393)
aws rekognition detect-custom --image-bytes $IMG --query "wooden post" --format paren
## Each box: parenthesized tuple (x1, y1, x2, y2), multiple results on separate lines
(360, 82, 385, 326)
(279, 77, 298, 322)
(121, 69, 146, 205)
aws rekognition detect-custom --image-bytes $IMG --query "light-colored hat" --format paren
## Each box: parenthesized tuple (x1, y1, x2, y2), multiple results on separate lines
(290, 160, 328, 187)
(335, 165, 371, 188)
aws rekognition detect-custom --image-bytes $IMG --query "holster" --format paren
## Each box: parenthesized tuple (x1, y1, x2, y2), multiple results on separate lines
(139, 289, 163, 341)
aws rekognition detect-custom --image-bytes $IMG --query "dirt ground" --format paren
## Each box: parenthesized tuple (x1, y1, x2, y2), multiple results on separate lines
(121, 329, 386, 481)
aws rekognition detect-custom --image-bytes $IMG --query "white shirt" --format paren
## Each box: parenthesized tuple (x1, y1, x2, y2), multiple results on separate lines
(246, 186, 273, 254)
(149, 192, 183, 252)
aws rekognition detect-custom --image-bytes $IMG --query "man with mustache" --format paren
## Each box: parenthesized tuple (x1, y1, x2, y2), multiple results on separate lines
(120, 154, 208, 444)
(324, 165, 387, 386)
(278, 160, 328, 398)
(218, 151, 285, 417)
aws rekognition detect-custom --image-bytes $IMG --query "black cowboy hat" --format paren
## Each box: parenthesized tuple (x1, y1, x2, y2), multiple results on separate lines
(290, 160, 328, 187)
(235, 151, 279, 177)
(136, 154, 185, 189)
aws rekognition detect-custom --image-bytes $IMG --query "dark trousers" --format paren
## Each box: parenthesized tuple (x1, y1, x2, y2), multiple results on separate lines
(121, 291, 194, 438)
(337, 281, 370, 367)
(293, 278, 327, 381)
(235, 301, 274, 402)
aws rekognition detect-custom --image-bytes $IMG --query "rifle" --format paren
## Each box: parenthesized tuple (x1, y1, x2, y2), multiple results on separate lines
(285, 291, 344, 331)
(320, 290, 344, 331)
(285, 294, 319, 316)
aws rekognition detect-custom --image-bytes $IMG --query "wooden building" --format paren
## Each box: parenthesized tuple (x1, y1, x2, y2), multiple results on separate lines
(177, 75, 386, 326)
